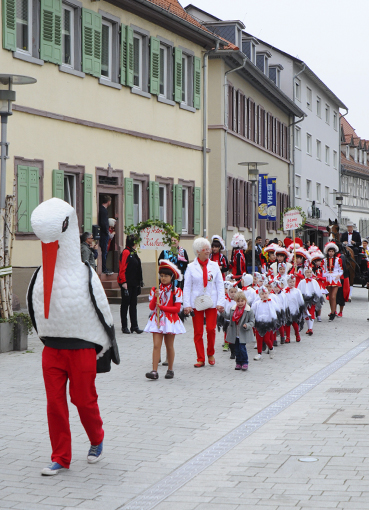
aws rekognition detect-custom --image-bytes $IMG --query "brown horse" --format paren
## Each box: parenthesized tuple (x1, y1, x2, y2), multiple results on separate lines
(326, 219, 356, 285)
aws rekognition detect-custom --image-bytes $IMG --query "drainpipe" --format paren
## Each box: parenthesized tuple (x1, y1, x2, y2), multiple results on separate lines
(291, 64, 306, 208)
(202, 41, 219, 238)
(223, 56, 247, 240)
(338, 108, 349, 226)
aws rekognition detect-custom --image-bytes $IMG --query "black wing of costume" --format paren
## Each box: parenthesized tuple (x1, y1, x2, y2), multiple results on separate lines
(27, 266, 41, 334)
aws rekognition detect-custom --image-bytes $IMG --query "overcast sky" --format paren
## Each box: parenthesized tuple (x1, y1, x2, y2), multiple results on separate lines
(187, 0, 367, 139)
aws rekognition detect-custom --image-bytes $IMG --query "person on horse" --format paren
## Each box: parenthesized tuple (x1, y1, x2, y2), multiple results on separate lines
(340, 222, 361, 257)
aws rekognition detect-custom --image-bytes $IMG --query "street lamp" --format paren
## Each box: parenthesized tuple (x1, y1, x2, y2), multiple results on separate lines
(239, 161, 268, 271)
(0, 74, 36, 212)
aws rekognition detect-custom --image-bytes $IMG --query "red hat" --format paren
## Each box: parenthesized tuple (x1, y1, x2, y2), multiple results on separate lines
(159, 260, 182, 281)
(275, 247, 289, 258)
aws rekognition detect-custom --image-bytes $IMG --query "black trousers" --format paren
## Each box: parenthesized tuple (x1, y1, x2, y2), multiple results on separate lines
(120, 285, 138, 330)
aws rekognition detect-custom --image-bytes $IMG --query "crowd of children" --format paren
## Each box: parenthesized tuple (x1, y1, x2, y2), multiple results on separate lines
(143, 233, 350, 378)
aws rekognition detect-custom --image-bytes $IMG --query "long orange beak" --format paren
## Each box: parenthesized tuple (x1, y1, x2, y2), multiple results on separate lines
(41, 241, 59, 319)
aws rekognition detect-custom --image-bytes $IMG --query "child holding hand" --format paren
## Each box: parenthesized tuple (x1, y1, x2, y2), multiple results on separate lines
(224, 291, 255, 371)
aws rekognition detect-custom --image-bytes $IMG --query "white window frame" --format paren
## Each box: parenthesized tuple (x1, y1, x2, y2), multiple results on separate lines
(182, 186, 189, 234)
(325, 104, 330, 125)
(325, 145, 330, 165)
(294, 78, 301, 101)
(159, 44, 168, 98)
(316, 139, 321, 160)
(333, 150, 338, 169)
(295, 126, 301, 149)
(316, 182, 321, 203)
(133, 180, 143, 224)
(101, 20, 113, 81)
(346, 145, 350, 159)
(333, 111, 338, 130)
(325, 186, 329, 205)
(306, 133, 312, 155)
(295, 174, 301, 199)
(133, 33, 143, 90)
(354, 147, 358, 162)
(61, 4, 74, 68)
(306, 86, 312, 109)
(306, 179, 312, 200)
(181, 54, 189, 105)
(16, 0, 32, 54)
(316, 96, 321, 118)
(64, 173, 77, 209)
(159, 184, 167, 223)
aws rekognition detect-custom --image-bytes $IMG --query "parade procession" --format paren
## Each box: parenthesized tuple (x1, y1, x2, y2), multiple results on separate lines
(1, 0, 369, 508)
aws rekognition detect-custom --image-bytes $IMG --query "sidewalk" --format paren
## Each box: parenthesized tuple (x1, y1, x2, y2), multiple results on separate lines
(0, 287, 368, 510)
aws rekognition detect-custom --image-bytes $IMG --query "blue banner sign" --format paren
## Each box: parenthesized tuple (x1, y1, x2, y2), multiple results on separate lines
(258, 174, 269, 219)
(267, 177, 277, 221)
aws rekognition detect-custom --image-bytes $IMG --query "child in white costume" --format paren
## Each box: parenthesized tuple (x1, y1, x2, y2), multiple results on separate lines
(222, 283, 237, 356)
(145, 260, 186, 380)
(284, 274, 305, 343)
(241, 273, 257, 307)
(271, 280, 287, 344)
(251, 286, 278, 360)
(298, 266, 324, 336)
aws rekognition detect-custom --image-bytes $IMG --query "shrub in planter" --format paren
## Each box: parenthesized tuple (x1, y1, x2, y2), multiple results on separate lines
(0, 313, 33, 353)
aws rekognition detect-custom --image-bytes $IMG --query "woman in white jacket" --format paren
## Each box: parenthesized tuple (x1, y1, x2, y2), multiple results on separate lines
(183, 238, 225, 367)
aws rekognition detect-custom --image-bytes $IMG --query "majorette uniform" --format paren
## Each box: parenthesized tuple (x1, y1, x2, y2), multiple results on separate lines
(297, 276, 324, 333)
(251, 292, 279, 355)
(210, 252, 229, 281)
(283, 284, 305, 342)
(323, 256, 343, 287)
(229, 233, 247, 281)
(312, 266, 328, 293)
(144, 284, 186, 335)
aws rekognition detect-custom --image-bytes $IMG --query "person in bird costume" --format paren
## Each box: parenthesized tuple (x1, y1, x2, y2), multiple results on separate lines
(297, 265, 324, 335)
(27, 198, 120, 476)
(229, 233, 247, 282)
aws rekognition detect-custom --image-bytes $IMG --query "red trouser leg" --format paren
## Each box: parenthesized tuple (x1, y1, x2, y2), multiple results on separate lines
(264, 331, 274, 351)
(279, 326, 285, 337)
(205, 308, 217, 357)
(292, 322, 299, 336)
(255, 331, 263, 354)
(42, 347, 104, 469)
(309, 305, 316, 319)
(192, 308, 218, 362)
(285, 325, 290, 342)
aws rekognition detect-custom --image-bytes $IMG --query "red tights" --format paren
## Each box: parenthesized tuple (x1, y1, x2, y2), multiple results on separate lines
(255, 331, 274, 355)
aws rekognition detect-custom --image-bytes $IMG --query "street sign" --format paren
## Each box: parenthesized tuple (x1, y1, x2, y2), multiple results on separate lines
(140, 226, 170, 251)
(283, 209, 302, 231)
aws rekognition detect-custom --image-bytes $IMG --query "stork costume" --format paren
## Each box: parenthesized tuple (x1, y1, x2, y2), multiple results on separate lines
(27, 198, 120, 476)
(251, 286, 278, 359)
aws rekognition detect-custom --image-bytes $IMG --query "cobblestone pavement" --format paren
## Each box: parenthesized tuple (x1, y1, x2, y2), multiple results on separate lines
(0, 287, 368, 510)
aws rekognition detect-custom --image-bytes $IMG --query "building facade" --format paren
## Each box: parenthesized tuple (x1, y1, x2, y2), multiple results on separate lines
(1, 0, 221, 304)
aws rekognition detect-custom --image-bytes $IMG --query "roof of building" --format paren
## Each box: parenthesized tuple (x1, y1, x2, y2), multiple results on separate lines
(340, 116, 369, 177)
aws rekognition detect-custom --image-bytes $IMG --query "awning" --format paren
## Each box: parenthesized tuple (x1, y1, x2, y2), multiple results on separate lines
(304, 222, 328, 232)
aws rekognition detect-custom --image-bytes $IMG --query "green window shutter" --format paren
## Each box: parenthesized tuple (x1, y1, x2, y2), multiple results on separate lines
(149, 181, 160, 220)
(28, 168, 40, 232)
(124, 177, 134, 227)
(83, 173, 93, 231)
(40, 0, 62, 64)
(174, 184, 182, 234)
(173, 47, 182, 103)
(126, 26, 134, 87)
(193, 56, 201, 110)
(2, 0, 16, 51)
(150, 36, 160, 95)
(52, 169, 64, 199)
(82, 8, 102, 77)
(120, 23, 127, 86)
(193, 187, 201, 235)
(17, 166, 29, 232)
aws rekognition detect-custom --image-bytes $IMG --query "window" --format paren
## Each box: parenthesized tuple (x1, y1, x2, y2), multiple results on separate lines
(133, 34, 143, 89)
(182, 54, 188, 104)
(159, 184, 167, 222)
(346, 145, 350, 159)
(16, 0, 31, 53)
(159, 44, 168, 97)
(64, 173, 76, 208)
(295, 126, 301, 149)
(325, 104, 330, 124)
(269, 66, 281, 87)
(61, 5, 74, 67)
(306, 133, 312, 155)
(316, 183, 321, 203)
(133, 181, 142, 224)
(365, 152, 367, 165)
(295, 174, 301, 198)
(306, 179, 312, 200)
(316, 139, 321, 160)
(325, 186, 329, 205)
(354, 147, 358, 162)
(182, 187, 188, 234)
(306, 87, 312, 109)
(325, 145, 330, 165)
(316, 96, 321, 117)
(15, 158, 44, 236)
(294, 78, 301, 101)
(333, 111, 338, 130)
(101, 20, 112, 80)
(333, 150, 338, 169)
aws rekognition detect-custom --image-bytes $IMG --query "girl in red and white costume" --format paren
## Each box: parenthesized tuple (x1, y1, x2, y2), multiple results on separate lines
(145, 260, 186, 380)
(183, 238, 225, 367)
(323, 242, 343, 322)
(222, 282, 237, 355)
(251, 286, 277, 360)
(210, 235, 228, 281)
(270, 246, 292, 276)
(261, 244, 278, 274)
(310, 248, 326, 322)
(298, 266, 324, 335)
(229, 233, 247, 282)
(271, 279, 287, 344)
(284, 274, 305, 343)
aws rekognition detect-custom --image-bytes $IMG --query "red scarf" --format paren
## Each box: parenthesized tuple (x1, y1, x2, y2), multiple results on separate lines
(198, 258, 209, 288)
(232, 305, 245, 324)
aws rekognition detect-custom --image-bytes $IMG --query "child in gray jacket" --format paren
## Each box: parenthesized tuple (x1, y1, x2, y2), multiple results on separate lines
(224, 291, 255, 371)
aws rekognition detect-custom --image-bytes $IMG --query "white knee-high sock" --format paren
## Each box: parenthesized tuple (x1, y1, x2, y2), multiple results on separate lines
(308, 319, 314, 330)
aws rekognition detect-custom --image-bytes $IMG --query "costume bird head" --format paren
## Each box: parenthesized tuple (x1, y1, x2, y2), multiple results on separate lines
(31, 198, 80, 319)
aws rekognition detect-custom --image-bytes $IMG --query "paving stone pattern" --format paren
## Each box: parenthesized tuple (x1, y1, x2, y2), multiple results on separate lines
(0, 287, 368, 509)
